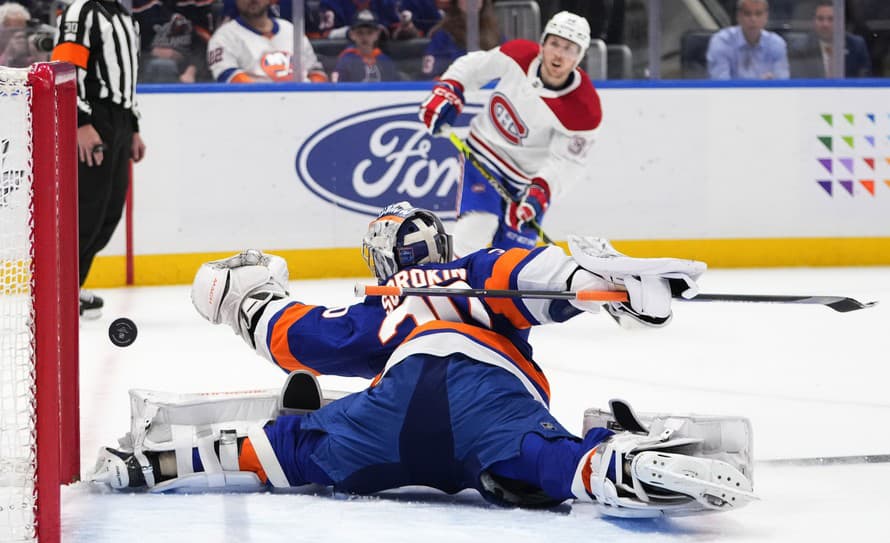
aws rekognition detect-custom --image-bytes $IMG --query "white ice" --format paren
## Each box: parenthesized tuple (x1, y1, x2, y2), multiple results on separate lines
(65, 267, 890, 542)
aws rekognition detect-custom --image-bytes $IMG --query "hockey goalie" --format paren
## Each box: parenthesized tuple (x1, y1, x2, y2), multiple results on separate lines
(91, 202, 756, 518)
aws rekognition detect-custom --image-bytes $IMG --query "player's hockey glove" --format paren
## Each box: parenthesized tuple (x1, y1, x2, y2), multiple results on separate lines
(505, 179, 550, 231)
(418, 79, 464, 136)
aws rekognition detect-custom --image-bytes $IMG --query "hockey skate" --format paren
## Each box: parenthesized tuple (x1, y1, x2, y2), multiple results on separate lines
(574, 400, 756, 518)
(79, 290, 103, 319)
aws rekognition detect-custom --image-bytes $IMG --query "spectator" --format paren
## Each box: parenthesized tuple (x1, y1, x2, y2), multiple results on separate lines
(396, 0, 442, 36)
(332, 9, 398, 82)
(132, 0, 209, 83)
(543, 0, 625, 44)
(706, 0, 789, 80)
(206, 0, 327, 83)
(0, 2, 49, 67)
(221, 0, 326, 37)
(420, 0, 500, 80)
(318, 0, 417, 40)
(51, 0, 147, 319)
(791, 0, 871, 78)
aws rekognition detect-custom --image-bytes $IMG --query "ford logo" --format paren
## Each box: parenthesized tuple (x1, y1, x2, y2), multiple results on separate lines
(295, 103, 481, 218)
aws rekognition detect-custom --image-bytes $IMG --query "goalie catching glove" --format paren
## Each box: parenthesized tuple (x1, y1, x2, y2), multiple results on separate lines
(566, 236, 706, 327)
(191, 249, 290, 348)
(418, 79, 464, 136)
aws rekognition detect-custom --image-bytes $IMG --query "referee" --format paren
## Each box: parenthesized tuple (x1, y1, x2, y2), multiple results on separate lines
(51, 0, 147, 319)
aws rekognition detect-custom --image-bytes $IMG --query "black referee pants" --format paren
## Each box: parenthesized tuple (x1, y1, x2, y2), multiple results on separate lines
(78, 101, 133, 286)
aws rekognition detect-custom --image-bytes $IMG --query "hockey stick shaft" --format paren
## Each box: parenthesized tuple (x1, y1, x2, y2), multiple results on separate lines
(448, 133, 555, 245)
(358, 284, 628, 302)
(356, 285, 876, 312)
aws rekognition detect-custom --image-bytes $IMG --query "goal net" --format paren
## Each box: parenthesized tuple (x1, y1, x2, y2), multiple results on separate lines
(0, 63, 80, 543)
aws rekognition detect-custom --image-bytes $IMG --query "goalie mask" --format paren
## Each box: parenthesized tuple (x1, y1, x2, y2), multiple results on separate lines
(362, 202, 453, 282)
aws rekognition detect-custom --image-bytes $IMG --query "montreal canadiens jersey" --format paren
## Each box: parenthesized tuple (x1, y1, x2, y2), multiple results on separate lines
(207, 17, 324, 82)
(442, 40, 602, 200)
(252, 245, 586, 402)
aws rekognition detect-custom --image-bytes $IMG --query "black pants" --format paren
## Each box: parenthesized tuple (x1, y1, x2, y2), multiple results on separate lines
(78, 102, 133, 285)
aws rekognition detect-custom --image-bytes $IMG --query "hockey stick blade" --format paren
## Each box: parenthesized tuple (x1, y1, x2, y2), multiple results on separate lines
(356, 284, 876, 313)
(685, 294, 878, 313)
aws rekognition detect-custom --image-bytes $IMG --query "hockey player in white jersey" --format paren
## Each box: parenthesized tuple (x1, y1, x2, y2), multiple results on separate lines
(207, 0, 328, 83)
(418, 11, 602, 256)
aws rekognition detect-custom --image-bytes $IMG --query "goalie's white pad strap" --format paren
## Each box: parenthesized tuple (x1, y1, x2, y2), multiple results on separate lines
(197, 433, 225, 487)
(247, 424, 290, 488)
(172, 425, 194, 477)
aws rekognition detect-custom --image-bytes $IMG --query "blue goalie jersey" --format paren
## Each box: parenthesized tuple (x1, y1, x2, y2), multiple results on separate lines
(251, 245, 586, 401)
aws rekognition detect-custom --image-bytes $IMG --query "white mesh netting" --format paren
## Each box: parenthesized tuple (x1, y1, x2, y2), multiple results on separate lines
(0, 66, 37, 542)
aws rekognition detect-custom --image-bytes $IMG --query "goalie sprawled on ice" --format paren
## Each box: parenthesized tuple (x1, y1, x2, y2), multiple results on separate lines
(92, 202, 756, 518)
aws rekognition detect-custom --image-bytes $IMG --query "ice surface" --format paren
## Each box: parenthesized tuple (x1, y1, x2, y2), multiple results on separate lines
(65, 267, 890, 542)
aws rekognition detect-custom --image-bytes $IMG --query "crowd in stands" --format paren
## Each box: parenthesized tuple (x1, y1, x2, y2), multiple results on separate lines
(1, 0, 888, 82)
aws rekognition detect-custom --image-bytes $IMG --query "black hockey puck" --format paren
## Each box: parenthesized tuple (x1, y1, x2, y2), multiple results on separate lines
(108, 318, 138, 347)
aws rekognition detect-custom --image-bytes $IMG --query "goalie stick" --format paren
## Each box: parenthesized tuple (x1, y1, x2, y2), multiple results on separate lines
(448, 133, 555, 245)
(355, 284, 877, 313)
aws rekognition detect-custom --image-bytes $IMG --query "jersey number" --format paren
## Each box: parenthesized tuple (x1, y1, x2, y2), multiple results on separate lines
(378, 281, 491, 344)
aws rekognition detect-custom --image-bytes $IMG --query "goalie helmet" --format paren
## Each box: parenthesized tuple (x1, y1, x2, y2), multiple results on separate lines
(540, 11, 591, 65)
(362, 202, 453, 282)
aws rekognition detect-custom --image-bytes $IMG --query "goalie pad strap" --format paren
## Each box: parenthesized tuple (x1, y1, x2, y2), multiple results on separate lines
(172, 425, 194, 477)
(246, 424, 290, 488)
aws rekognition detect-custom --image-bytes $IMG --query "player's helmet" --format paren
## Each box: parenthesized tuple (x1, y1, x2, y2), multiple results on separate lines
(540, 11, 591, 66)
(362, 202, 453, 282)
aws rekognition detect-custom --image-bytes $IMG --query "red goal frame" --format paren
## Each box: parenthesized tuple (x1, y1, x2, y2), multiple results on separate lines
(29, 61, 81, 543)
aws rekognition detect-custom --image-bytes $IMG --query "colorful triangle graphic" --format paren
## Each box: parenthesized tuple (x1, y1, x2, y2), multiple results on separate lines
(867, 113, 876, 124)
(821, 114, 833, 126)
(864, 158, 875, 170)
(842, 136, 855, 149)
(865, 135, 875, 147)
(843, 114, 854, 125)
(885, 180, 890, 190)
(886, 157, 890, 166)
(817, 136, 833, 152)
(839, 158, 854, 174)
(860, 180, 875, 195)
(817, 180, 833, 196)
(818, 158, 833, 173)
(839, 180, 854, 195)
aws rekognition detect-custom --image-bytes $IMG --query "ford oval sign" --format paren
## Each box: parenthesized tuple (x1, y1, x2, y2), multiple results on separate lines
(295, 103, 481, 218)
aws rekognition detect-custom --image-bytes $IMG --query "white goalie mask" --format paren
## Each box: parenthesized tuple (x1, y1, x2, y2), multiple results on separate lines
(361, 202, 453, 282)
(540, 11, 591, 66)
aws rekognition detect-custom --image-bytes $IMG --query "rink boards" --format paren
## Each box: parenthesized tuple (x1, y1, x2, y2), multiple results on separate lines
(83, 81, 890, 286)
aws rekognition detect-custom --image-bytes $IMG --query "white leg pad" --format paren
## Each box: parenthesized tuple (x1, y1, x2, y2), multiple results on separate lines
(575, 404, 757, 517)
(102, 388, 293, 492)
(583, 407, 754, 482)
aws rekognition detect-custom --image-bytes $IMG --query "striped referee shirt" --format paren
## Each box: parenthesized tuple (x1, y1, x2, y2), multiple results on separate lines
(51, 0, 140, 129)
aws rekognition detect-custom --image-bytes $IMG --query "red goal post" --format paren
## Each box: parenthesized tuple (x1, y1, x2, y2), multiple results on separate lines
(1, 62, 80, 542)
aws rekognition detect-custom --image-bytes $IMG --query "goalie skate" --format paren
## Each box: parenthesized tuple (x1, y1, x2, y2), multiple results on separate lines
(575, 399, 756, 518)
(632, 451, 754, 511)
